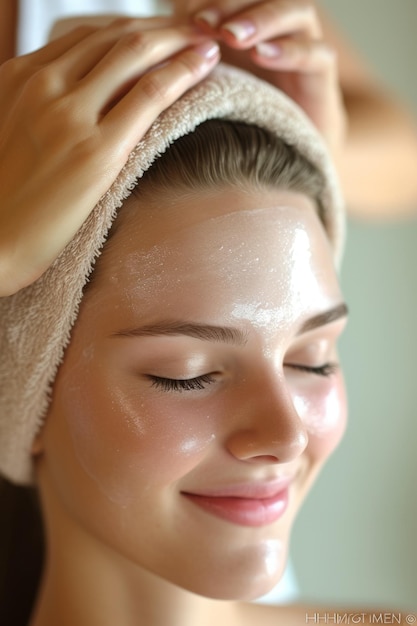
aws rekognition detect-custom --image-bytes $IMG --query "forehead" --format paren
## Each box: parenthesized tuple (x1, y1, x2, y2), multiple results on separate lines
(84, 187, 341, 330)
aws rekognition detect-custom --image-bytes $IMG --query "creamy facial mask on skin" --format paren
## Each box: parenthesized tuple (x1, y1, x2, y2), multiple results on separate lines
(40, 187, 346, 602)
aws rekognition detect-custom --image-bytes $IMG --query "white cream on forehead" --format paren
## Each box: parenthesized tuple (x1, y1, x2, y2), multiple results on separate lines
(118, 206, 332, 337)
(123, 207, 305, 285)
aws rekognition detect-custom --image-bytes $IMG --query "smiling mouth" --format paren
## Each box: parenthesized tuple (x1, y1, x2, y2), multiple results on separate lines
(181, 487, 290, 527)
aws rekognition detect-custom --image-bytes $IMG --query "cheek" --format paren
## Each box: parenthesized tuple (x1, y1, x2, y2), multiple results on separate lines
(53, 353, 217, 506)
(292, 374, 347, 461)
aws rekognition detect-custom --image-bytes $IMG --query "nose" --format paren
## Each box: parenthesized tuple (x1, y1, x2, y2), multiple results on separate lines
(225, 372, 308, 464)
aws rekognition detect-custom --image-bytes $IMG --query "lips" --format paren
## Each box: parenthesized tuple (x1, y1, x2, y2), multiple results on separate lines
(181, 478, 291, 527)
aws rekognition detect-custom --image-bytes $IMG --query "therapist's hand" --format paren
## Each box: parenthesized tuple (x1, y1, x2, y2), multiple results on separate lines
(0, 18, 219, 296)
(189, 0, 346, 154)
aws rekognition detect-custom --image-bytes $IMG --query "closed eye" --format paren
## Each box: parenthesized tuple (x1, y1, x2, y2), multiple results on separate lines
(148, 374, 216, 392)
(285, 363, 339, 377)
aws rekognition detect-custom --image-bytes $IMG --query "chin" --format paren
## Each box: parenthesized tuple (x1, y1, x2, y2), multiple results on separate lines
(162, 536, 290, 602)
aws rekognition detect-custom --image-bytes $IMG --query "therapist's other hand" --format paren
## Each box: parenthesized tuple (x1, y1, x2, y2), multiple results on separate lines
(191, 0, 346, 153)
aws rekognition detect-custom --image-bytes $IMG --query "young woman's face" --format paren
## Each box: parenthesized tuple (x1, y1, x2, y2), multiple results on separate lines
(37, 186, 347, 600)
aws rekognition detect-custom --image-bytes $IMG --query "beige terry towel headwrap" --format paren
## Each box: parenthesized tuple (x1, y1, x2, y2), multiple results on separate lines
(0, 64, 345, 484)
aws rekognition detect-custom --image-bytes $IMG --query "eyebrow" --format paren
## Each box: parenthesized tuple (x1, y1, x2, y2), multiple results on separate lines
(297, 302, 349, 335)
(112, 321, 248, 346)
(112, 303, 348, 344)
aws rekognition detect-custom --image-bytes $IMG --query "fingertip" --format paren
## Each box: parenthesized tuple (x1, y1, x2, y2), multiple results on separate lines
(255, 42, 282, 59)
(220, 20, 256, 44)
(193, 40, 220, 61)
(194, 8, 221, 30)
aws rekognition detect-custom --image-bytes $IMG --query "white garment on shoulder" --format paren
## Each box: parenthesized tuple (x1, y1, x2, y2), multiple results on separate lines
(17, 0, 171, 54)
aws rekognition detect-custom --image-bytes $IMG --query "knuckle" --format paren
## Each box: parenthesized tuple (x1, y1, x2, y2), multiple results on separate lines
(0, 58, 17, 83)
(0, 56, 28, 84)
(24, 65, 63, 97)
(301, 2, 322, 35)
(120, 31, 156, 57)
(68, 134, 101, 166)
(108, 16, 166, 32)
(305, 4, 319, 26)
(109, 16, 138, 30)
(295, 45, 317, 69)
(305, 41, 337, 69)
(319, 44, 338, 73)
(140, 72, 173, 102)
(71, 24, 97, 38)
(178, 53, 204, 79)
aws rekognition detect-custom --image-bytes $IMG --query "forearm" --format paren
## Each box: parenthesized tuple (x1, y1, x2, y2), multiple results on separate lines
(339, 89, 417, 217)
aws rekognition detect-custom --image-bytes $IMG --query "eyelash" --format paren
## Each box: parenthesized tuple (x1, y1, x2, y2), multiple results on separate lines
(286, 362, 339, 377)
(148, 363, 338, 393)
(149, 374, 216, 392)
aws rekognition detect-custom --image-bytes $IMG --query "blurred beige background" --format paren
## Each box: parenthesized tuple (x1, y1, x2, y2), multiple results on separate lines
(292, 0, 417, 611)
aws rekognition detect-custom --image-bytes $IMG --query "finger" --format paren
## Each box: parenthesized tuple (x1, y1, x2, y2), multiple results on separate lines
(252, 36, 336, 74)
(75, 26, 213, 107)
(0, 20, 159, 96)
(48, 14, 176, 42)
(22, 25, 100, 65)
(0, 25, 99, 97)
(18, 17, 176, 71)
(194, 0, 321, 48)
(52, 19, 200, 84)
(42, 15, 177, 64)
(100, 41, 220, 158)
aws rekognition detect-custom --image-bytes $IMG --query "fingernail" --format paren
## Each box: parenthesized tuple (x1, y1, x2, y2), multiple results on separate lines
(194, 8, 220, 29)
(194, 40, 220, 59)
(221, 19, 256, 41)
(256, 42, 282, 58)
